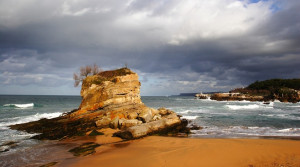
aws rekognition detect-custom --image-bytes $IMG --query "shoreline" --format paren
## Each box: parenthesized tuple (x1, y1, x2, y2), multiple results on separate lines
(189, 135, 300, 140)
(1, 129, 300, 166)
(58, 135, 300, 167)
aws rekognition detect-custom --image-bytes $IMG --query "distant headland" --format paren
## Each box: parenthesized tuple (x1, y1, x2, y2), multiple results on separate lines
(210, 79, 300, 103)
(178, 92, 223, 96)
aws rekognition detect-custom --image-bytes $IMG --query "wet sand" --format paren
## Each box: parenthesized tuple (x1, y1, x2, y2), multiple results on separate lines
(59, 135, 300, 167)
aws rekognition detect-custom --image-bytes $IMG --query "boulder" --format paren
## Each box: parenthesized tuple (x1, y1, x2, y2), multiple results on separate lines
(150, 108, 160, 116)
(119, 119, 142, 129)
(115, 113, 181, 139)
(95, 117, 111, 128)
(189, 124, 203, 130)
(158, 107, 172, 115)
(126, 112, 138, 119)
(164, 113, 181, 126)
(152, 114, 162, 121)
(109, 117, 119, 129)
(138, 109, 153, 123)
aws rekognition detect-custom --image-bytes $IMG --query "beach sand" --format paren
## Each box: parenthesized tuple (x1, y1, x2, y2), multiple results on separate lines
(59, 135, 300, 167)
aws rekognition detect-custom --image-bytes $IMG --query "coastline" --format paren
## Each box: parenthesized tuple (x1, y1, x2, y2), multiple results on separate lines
(58, 135, 300, 167)
(2, 93, 300, 166)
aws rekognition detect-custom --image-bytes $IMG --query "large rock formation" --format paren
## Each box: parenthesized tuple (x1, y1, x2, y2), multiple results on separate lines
(78, 68, 142, 112)
(10, 68, 187, 140)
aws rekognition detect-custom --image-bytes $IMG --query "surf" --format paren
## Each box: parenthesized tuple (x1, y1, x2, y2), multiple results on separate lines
(225, 104, 260, 110)
(3, 103, 34, 109)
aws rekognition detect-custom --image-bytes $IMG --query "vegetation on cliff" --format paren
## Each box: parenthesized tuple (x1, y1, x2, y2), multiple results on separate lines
(247, 79, 300, 90)
(73, 64, 102, 87)
(81, 67, 134, 90)
(228, 79, 300, 103)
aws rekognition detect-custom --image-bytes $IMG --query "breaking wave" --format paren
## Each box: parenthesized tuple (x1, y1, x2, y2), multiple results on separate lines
(3, 103, 34, 109)
(0, 112, 62, 129)
(192, 126, 300, 137)
(226, 104, 260, 110)
(181, 115, 198, 120)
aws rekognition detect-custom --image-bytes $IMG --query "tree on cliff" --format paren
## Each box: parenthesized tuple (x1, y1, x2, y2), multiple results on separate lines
(73, 64, 102, 87)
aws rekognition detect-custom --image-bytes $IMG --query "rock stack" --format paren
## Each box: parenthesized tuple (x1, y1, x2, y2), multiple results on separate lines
(10, 68, 187, 140)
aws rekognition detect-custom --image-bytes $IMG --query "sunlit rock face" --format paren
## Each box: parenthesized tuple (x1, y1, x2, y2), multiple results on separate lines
(78, 68, 142, 111)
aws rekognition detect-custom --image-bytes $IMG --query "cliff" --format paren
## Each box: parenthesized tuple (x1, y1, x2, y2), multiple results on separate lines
(10, 68, 188, 140)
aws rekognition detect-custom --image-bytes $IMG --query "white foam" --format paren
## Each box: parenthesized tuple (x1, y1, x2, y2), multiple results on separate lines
(278, 128, 294, 132)
(177, 110, 190, 114)
(288, 106, 300, 108)
(224, 100, 252, 103)
(177, 109, 208, 114)
(181, 116, 198, 120)
(0, 112, 62, 128)
(192, 126, 300, 137)
(198, 97, 213, 102)
(259, 114, 300, 120)
(226, 104, 260, 110)
(3, 103, 34, 108)
(236, 100, 252, 103)
(248, 126, 260, 129)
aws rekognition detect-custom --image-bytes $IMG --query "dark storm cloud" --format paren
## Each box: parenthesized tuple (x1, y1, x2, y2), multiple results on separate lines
(0, 0, 299, 95)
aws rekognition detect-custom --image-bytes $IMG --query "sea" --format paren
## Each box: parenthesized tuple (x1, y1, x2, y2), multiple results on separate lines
(0, 95, 300, 166)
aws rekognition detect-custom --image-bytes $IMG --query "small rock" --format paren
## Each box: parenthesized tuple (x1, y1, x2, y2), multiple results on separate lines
(120, 119, 142, 129)
(109, 117, 119, 129)
(88, 129, 104, 136)
(138, 109, 152, 123)
(152, 114, 162, 121)
(158, 107, 172, 115)
(1, 141, 17, 147)
(189, 124, 202, 130)
(95, 117, 111, 128)
(0, 146, 9, 153)
(68, 142, 100, 156)
(126, 112, 138, 119)
(118, 118, 126, 128)
(150, 108, 159, 116)
(0, 141, 18, 153)
(164, 113, 181, 126)
(39, 161, 58, 167)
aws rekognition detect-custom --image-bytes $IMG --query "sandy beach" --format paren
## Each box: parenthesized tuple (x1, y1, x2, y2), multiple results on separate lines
(59, 135, 300, 167)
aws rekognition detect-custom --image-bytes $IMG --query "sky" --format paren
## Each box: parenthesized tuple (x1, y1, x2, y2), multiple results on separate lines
(0, 0, 299, 96)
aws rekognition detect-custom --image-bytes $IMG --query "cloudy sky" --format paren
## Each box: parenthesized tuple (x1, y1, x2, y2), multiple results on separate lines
(0, 0, 299, 96)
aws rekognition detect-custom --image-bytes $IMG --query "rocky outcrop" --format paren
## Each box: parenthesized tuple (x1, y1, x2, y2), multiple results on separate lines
(211, 93, 264, 102)
(212, 88, 300, 103)
(114, 112, 181, 139)
(224, 79, 300, 103)
(10, 68, 188, 140)
(194, 93, 208, 99)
